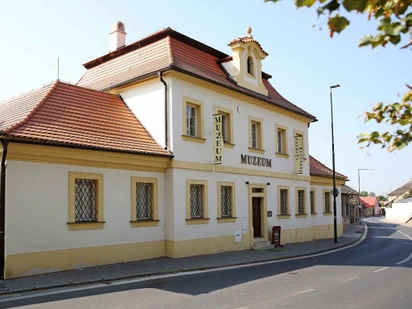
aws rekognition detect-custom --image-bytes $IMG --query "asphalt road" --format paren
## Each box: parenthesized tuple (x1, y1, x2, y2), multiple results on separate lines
(1, 217, 412, 309)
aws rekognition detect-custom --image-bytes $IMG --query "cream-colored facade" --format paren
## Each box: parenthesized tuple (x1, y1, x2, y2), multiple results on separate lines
(1, 28, 346, 279)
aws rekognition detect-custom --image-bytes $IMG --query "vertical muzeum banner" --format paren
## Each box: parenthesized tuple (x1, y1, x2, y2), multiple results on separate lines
(213, 114, 223, 164)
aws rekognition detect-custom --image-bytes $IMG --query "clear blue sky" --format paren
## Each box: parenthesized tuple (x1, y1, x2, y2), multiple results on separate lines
(1, 0, 410, 195)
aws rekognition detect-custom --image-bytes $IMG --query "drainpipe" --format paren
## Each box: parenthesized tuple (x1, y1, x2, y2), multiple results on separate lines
(0, 139, 9, 279)
(158, 71, 168, 150)
(158, 72, 169, 257)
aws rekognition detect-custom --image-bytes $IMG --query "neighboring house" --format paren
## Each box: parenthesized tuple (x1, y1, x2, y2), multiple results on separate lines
(385, 197, 412, 223)
(359, 197, 380, 216)
(340, 185, 359, 227)
(388, 179, 412, 204)
(0, 23, 347, 279)
(309, 156, 348, 236)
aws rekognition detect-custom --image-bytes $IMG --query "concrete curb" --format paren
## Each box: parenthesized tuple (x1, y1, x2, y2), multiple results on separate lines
(0, 224, 367, 297)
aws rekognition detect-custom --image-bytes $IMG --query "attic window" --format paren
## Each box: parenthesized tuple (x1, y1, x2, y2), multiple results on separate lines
(247, 56, 254, 76)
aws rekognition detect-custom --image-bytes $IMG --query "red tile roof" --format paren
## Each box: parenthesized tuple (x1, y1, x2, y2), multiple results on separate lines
(0, 83, 54, 133)
(360, 197, 378, 208)
(228, 36, 269, 56)
(77, 28, 316, 121)
(0, 81, 171, 156)
(309, 156, 347, 180)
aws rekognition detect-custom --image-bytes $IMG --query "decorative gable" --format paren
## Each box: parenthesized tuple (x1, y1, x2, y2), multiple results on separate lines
(226, 27, 268, 96)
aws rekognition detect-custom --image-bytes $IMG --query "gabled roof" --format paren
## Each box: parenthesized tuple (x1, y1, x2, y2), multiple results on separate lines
(77, 28, 316, 121)
(341, 184, 358, 195)
(360, 197, 378, 208)
(0, 81, 171, 156)
(309, 156, 347, 180)
(388, 179, 412, 196)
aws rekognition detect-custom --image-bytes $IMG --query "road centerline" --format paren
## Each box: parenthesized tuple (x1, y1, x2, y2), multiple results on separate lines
(373, 267, 389, 273)
(339, 276, 360, 283)
(285, 289, 315, 298)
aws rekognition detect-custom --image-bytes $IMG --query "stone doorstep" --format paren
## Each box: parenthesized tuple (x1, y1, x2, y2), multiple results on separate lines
(252, 238, 272, 250)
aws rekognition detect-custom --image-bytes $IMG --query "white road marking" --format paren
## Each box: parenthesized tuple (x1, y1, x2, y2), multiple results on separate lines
(396, 252, 412, 265)
(382, 224, 412, 266)
(286, 289, 315, 298)
(373, 267, 388, 273)
(0, 225, 369, 303)
(382, 224, 412, 241)
(339, 276, 360, 283)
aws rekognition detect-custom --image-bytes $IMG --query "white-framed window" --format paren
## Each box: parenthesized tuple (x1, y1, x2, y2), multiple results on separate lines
(186, 104, 197, 137)
(310, 189, 316, 214)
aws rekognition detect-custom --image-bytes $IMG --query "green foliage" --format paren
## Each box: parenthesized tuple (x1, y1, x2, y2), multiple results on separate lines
(265, 0, 412, 151)
(377, 195, 388, 201)
(369, 192, 376, 197)
(360, 191, 369, 196)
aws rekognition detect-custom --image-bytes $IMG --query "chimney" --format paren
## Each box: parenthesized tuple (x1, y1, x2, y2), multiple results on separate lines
(109, 21, 126, 52)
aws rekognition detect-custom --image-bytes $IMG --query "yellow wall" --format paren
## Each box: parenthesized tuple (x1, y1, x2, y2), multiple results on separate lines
(6, 223, 344, 278)
(6, 240, 165, 279)
(312, 223, 343, 240)
(166, 234, 250, 258)
(275, 227, 313, 245)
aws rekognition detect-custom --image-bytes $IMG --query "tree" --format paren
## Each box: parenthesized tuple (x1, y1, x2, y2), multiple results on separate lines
(377, 195, 388, 201)
(266, 0, 412, 151)
(369, 192, 376, 197)
(360, 191, 369, 196)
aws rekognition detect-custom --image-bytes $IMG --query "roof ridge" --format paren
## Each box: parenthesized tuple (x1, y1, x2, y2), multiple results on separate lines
(167, 36, 174, 65)
(60, 80, 119, 99)
(0, 81, 55, 106)
(4, 80, 60, 134)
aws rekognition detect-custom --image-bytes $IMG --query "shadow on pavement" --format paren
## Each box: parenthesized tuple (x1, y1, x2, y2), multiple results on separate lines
(1, 219, 411, 308)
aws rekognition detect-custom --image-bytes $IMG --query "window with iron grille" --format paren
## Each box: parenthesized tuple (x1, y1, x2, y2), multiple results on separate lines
(297, 190, 305, 214)
(324, 192, 331, 213)
(220, 186, 232, 218)
(310, 190, 316, 214)
(135, 182, 153, 221)
(280, 189, 288, 215)
(190, 184, 204, 219)
(186, 105, 197, 137)
(74, 179, 97, 222)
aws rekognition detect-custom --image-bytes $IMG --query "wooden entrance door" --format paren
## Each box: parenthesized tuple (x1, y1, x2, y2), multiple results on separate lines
(252, 197, 262, 237)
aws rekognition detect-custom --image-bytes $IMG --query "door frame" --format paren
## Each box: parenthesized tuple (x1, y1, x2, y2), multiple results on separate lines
(248, 183, 268, 247)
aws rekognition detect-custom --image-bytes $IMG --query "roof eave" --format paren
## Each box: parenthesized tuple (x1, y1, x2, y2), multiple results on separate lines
(1, 135, 174, 158)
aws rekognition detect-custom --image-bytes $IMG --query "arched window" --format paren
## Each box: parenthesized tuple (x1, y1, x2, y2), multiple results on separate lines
(247, 56, 254, 76)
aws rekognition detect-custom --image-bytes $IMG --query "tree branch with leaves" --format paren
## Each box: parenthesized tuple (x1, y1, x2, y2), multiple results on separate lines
(266, 0, 412, 151)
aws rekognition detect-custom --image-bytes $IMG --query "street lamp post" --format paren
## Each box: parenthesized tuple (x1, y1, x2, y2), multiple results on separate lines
(358, 168, 373, 217)
(330, 84, 340, 243)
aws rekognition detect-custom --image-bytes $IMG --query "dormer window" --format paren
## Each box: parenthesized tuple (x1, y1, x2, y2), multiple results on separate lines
(247, 56, 254, 76)
(227, 27, 269, 96)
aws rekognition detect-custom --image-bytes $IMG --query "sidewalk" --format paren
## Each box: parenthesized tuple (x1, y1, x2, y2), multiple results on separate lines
(0, 223, 365, 296)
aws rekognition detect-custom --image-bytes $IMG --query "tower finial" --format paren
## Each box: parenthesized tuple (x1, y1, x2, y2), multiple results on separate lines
(246, 26, 253, 39)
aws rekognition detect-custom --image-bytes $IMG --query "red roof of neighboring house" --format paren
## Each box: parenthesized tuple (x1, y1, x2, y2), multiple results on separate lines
(0, 81, 171, 156)
(360, 197, 378, 208)
(309, 156, 347, 180)
(77, 28, 316, 121)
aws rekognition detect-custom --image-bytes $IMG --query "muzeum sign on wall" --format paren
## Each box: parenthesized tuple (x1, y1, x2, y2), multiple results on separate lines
(240, 154, 272, 168)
